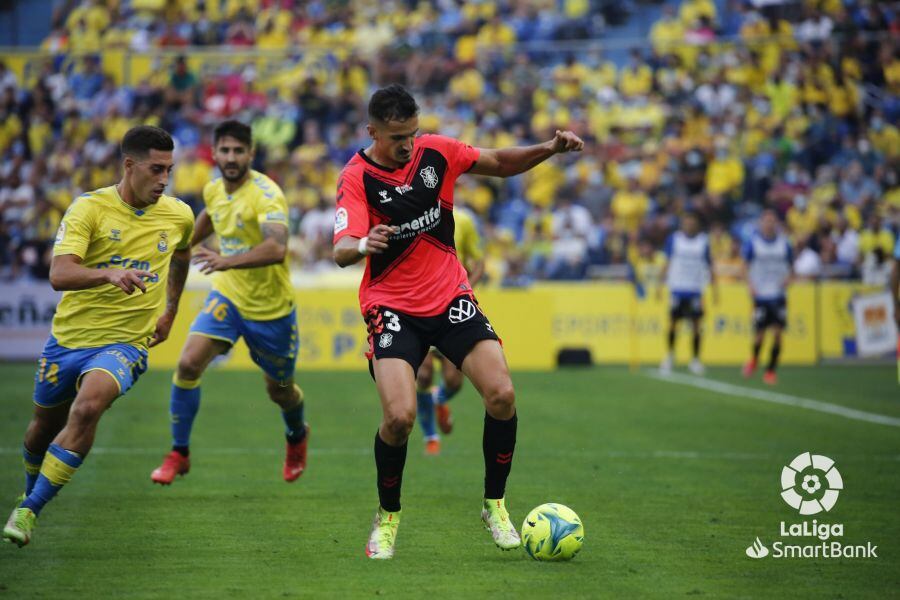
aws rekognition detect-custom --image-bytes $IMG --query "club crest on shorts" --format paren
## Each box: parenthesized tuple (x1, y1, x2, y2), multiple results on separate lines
(448, 298, 477, 323)
(419, 165, 439, 189)
(378, 333, 393, 348)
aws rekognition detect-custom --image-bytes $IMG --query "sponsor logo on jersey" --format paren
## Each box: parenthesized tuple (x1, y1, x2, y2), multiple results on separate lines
(379, 190, 394, 204)
(109, 228, 122, 242)
(395, 205, 441, 239)
(395, 184, 413, 195)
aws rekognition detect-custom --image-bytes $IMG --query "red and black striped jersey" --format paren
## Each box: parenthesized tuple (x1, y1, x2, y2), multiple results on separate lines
(333, 134, 480, 317)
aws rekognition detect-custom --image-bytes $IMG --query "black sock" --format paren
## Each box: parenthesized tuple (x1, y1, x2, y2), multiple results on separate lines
(752, 339, 762, 361)
(173, 446, 189, 457)
(483, 412, 517, 499)
(667, 328, 676, 351)
(374, 431, 407, 512)
(768, 341, 781, 372)
(692, 329, 701, 358)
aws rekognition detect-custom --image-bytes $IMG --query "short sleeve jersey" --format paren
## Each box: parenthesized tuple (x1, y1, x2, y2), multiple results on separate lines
(52, 185, 194, 349)
(202, 170, 293, 320)
(333, 134, 480, 317)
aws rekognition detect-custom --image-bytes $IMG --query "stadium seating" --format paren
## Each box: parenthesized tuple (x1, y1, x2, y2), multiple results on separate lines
(0, 0, 897, 286)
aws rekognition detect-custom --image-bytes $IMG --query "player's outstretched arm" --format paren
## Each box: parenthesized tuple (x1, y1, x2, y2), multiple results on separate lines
(190, 209, 214, 247)
(150, 248, 190, 347)
(193, 222, 288, 273)
(469, 130, 584, 178)
(49, 254, 153, 294)
(334, 224, 398, 267)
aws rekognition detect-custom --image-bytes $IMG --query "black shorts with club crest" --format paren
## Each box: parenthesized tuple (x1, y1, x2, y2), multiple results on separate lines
(364, 294, 499, 379)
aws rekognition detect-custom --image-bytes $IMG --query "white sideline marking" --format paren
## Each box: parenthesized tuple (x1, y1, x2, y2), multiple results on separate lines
(1, 447, 897, 461)
(647, 370, 900, 428)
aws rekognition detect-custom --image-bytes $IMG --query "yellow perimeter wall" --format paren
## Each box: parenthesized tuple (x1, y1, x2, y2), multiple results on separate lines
(148, 282, 875, 371)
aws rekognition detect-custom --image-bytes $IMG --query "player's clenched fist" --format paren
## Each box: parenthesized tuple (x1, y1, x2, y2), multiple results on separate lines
(105, 268, 153, 294)
(362, 224, 400, 255)
(549, 130, 585, 154)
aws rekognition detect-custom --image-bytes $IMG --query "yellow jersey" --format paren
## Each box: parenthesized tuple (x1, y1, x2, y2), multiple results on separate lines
(454, 207, 483, 269)
(52, 185, 194, 349)
(203, 170, 293, 320)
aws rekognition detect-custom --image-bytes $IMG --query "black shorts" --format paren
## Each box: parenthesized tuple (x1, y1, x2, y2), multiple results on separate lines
(670, 294, 704, 320)
(364, 294, 499, 379)
(753, 298, 787, 331)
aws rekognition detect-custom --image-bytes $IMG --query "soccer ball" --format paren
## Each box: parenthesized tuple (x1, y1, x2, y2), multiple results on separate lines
(521, 503, 584, 561)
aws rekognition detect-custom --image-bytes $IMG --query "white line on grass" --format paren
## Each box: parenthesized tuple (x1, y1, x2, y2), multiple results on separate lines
(646, 370, 900, 428)
(1, 447, 898, 460)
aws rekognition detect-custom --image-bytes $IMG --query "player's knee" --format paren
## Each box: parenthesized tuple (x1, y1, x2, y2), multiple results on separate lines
(416, 364, 433, 390)
(484, 381, 516, 415)
(68, 398, 106, 428)
(266, 380, 295, 406)
(383, 409, 415, 440)
(444, 371, 463, 392)
(177, 358, 204, 382)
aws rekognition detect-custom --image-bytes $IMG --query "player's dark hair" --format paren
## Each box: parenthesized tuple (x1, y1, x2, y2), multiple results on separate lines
(368, 85, 419, 123)
(121, 126, 174, 158)
(213, 120, 253, 148)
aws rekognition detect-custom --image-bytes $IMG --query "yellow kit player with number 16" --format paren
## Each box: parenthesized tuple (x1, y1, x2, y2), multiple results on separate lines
(150, 120, 309, 486)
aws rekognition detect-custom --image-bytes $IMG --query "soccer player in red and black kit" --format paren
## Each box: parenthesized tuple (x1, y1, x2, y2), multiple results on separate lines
(333, 85, 584, 559)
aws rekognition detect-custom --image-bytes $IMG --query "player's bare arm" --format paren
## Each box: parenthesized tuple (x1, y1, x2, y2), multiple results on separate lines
(150, 247, 190, 347)
(466, 257, 486, 286)
(193, 222, 288, 274)
(190, 209, 214, 247)
(49, 253, 153, 295)
(334, 224, 399, 267)
(469, 130, 584, 178)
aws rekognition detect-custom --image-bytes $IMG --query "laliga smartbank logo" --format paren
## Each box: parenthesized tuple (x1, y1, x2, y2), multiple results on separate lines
(745, 452, 878, 560)
(780, 452, 842, 515)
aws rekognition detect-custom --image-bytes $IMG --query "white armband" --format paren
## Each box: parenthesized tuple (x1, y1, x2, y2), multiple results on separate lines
(358, 236, 369, 256)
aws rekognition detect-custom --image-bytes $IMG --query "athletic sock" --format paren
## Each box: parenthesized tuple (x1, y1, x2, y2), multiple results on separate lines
(374, 431, 407, 512)
(692, 330, 702, 358)
(483, 412, 517, 499)
(22, 445, 44, 497)
(170, 374, 201, 453)
(282, 391, 306, 445)
(416, 391, 437, 439)
(667, 328, 676, 351)
(768, 340, 782, 372)
(21, 444, 83, 515)
(752, 339, 762, 361)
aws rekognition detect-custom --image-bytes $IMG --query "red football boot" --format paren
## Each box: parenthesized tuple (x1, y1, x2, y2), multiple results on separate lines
(763, 370, 777, 386)
(283, 424, 310, 482)
(742, 359, 757, 378)
(151, 451, 190, 485)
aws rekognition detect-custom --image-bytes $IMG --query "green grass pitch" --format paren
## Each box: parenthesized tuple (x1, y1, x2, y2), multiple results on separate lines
(0, 364, 897, 598)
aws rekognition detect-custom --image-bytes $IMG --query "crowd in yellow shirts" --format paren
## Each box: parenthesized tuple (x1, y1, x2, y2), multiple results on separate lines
(0, 0, 897, 285)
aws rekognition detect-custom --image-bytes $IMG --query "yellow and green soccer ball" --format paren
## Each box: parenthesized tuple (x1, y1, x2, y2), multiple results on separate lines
(521, 503, 584, 561)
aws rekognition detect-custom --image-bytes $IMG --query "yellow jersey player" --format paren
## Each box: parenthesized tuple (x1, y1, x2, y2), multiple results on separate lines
(414, 205, 485, 454)
(150, 120, 308, 485)
(4, 126, 193, 547)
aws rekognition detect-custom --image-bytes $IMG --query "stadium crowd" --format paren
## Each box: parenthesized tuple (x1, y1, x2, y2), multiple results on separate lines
(0, 0, 898, 287)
